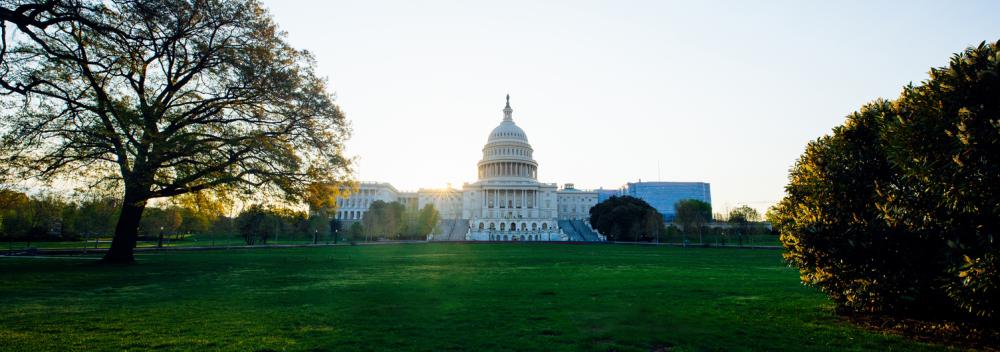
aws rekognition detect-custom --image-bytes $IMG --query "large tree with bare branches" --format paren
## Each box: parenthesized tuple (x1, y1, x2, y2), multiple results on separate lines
(0, 0, 352, 263)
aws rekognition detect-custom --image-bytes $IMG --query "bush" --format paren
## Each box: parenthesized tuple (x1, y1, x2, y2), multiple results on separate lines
(773, 40, 1000, 321)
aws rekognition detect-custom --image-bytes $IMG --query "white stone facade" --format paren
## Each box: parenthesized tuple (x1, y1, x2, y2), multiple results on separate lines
(418, 187, 463, 220)
(335, 182, 399, 221)
(459, 96, 568, 241)
(334, 96, 602, 241)
(557, 184, 598, 221)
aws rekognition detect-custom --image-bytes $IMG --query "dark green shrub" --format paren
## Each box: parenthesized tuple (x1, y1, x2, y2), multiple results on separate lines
(885, 41, 1000, 319)
(774, 40, 1000, 320)
(590, 196, 663, 242)
(772, 100, 939, 314)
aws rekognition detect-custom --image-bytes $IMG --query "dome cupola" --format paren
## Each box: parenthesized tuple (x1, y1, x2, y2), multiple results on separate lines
(477, 95, 538, 180)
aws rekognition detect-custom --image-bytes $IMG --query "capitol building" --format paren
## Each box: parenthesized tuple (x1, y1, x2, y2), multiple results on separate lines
(334, 95, 604, 242)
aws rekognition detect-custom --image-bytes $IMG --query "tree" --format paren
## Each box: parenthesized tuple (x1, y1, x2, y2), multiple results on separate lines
(727, 205, 761, 242)
(674, 199, 711, 243)
(0, 0, 351, 263)
(347, 222, 364, 242)
(307, 213, 328, 244)
(172, 191, 232, 238)
(589, 196, 663, 242)
(415, 204, 440, 238)
(773, 40, 1000, 320)
(236, 205, 275, 245)
(0, 190, 31, 238)
(361, 200, 406, 241)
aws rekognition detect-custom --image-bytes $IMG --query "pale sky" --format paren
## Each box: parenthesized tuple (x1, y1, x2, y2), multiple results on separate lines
(263, 0, 1000, 214)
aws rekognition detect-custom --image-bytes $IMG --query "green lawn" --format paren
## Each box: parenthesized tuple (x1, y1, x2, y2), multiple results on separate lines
(0, 243, 954, 351)
(3, 233, 782, 251)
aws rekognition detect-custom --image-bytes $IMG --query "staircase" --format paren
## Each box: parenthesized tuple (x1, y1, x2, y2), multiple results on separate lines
(557, 220, 603, 242)
(557, 220, 586, 241)
(570, 220, 601, 242)
(448, 220, 469, 240)
(431, 219, 469, 241)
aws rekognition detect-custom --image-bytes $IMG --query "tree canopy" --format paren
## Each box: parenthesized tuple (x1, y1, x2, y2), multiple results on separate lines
(673, 199, 711, 243)
(772, 40, 1000, 321)
(0, 0, 352, 262)
(589, 196, 663, 242)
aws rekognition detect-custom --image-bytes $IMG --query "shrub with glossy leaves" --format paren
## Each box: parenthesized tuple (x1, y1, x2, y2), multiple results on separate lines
(886, 41, 1000, 319)
(774, 40, 1000, 320)
(772, 100, 942, 314)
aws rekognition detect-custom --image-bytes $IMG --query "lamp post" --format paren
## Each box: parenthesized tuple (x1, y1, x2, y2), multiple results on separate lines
(157, 226, 165, 248)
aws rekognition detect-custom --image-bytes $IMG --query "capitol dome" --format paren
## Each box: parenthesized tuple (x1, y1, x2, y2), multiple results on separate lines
(477, 95, 538, 181)
(487, 95, 529, 143)
(487, 121, 528, 142)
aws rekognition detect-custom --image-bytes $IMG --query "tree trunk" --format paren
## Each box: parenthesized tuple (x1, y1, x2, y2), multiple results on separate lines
(101, 190, 148, 264)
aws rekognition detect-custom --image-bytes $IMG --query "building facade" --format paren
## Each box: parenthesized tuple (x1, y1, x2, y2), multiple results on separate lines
(620, 181, 712, 221)
(334, 182, 399, 221)
(335, 96, 719, 240)
(557, 184, 598, 221)
(418, 187, 463, 220)
(333, 96, 606, 241)
(460, 96, 568, 241)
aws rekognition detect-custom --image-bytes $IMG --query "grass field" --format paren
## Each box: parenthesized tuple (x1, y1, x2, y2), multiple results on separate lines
(2, 232, 782, 252)
(0, 243, 954, 351)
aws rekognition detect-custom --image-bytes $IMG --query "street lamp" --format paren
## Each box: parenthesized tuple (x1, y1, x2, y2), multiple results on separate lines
(157, 226, 165, 248)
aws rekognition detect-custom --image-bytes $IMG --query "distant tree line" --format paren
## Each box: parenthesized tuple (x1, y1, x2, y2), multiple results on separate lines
(234, 205, 334, 245)
(0, 189, 230, 243)
(0, 188, 350, 246)
(342, 201, 440, 242)
(590, 197, 772, 244)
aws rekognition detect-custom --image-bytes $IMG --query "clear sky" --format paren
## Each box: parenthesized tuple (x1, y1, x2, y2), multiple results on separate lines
(262, 0, 1000, 214)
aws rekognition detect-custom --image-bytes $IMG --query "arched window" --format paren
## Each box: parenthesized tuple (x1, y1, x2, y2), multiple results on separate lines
(532, 223, 538, 231)
(500, 223, 506, 231)
(521, 223, 527, 231)
(510, 222, 516, 231)
(479, 222, 485, 230)
(542, 223, 548, 230)
(489, 223, 496, 230)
